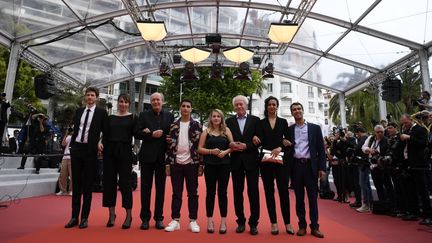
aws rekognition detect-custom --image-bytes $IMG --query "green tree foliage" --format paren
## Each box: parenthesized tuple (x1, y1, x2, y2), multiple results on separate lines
(159, 67, 264, 121)
(329, 67, 422, 131)
(0, 45, 44, 125)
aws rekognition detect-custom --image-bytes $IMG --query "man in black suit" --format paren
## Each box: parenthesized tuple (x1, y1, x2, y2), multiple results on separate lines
(134, 92, 174, 230)
(226, 95, 260, 235)
(0, 92, 11, 146)
(286, 102, 326, 238)
(65, 87, 108, 229)
(399, 114, 432, 225)
(9, 129, 20, 153)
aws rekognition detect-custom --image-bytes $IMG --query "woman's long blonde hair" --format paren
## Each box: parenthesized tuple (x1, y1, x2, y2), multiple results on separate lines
(207, 109, 227, 137)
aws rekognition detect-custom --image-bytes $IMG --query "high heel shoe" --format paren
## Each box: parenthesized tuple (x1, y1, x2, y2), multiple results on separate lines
(106, 214, 116, 227)
(219, 222, 227, 234)
(122, 217, 132, 229)
(271, 224, 279, 235)
(285, 224, 294, 235)
(207, 221, 214, 233)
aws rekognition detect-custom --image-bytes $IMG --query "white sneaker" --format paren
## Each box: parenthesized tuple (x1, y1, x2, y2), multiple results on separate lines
(56, 191, 65, 196)
(189, 220, 200, 233)
(165, 220, 180, 232)
(67, 191, 72, 196)
(356, 204, 370, 213)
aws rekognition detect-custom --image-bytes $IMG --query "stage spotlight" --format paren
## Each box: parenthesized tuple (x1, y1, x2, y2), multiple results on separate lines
(262, 62, 274, 79)
(234, 62, 251, 81)
(173, 53, 182, 64)
(181, 61, 199, 81)
(159, 61, 171, 77)
(210, 62, 224, 80)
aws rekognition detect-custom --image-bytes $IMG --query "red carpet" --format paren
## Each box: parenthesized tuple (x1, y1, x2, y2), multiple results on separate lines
(1, 177, 431, 243)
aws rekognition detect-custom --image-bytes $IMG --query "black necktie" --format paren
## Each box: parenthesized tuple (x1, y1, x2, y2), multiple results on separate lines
(80, 109, 91, 143)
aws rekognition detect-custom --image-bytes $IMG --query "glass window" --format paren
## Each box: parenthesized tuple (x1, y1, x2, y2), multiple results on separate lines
(309, 102, 315, 114)
(308, 86, 314, 98)
(267, 83, 273, 93)
(281, 82, 292, 93)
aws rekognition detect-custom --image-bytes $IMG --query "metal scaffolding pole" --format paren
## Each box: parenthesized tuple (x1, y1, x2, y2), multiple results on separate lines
(339, 93, 347, 128)
(3, 42, 20, 100)
(419, 49, 431, 93)
(378, 84, 387, 120)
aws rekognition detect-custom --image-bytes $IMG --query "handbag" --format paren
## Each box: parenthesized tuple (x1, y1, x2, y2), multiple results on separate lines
(261, 149, 284, 164)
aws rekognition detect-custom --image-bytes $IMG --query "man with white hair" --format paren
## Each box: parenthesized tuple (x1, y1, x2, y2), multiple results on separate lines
(226, 95, 260, 235)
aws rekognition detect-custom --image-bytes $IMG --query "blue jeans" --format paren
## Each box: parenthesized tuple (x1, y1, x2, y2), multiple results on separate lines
(359, 166, 372, 205)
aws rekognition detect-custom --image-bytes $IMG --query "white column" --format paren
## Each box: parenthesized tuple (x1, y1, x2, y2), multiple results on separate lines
(419, 49, 431, 92)
(339, 93, 347, 128)
(4, 42, 20, 100)
(378, 84, 387, 120)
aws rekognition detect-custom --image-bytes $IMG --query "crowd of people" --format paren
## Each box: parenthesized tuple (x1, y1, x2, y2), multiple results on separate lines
(323, 111, 432, 226)
(62, 87, 326, 238)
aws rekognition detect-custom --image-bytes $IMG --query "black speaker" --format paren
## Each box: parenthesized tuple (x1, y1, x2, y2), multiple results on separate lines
(205, 34, 221, 44)
(34, 74, 56, 99)
(381, 77, 401, 103)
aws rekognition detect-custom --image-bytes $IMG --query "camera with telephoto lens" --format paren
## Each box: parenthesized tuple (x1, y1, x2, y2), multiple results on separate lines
(67, 127, 73, 133)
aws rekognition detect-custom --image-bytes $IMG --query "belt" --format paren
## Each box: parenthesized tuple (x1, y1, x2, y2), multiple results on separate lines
(294, 158, 311, 163)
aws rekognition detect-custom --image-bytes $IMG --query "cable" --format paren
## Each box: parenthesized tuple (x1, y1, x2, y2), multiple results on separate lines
(424, 0, 430, 44)
(0, 172, 33, 209)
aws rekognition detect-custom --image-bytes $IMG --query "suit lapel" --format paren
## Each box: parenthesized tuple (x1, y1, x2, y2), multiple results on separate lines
(231, 117, 242, 136)
(243, 115, 252, 135)
(307, 123, 313, 145)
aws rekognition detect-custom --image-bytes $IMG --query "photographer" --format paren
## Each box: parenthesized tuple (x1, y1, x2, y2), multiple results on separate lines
(330, 128, 351, 203)
(386, 122, 405, 216)
(352, 126, 371, 211)
(17, 104, 39, 169)
(31, 113, 50, 174)
(399, 114, 432, 224)
(345, 130, 362, 208)
(0, 92, 11, 146)
(415, 91, 432, 112)
(362, 125, 394, 205)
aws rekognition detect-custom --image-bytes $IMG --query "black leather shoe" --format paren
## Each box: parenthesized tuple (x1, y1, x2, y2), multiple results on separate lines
(349, 202, 362, 208)
(402, 214, 419, 221)
(296, 228, 306, 236)
(64, 218, 78, 228)
(17, 166, 24, 169)
(78, 218, 88, 229)
(140, 221, 149, 230)
(235, 224, 245, 233)
(250, 226, 258, 235)
(311, 229, 324, 238)
(155, 220, 164, 229)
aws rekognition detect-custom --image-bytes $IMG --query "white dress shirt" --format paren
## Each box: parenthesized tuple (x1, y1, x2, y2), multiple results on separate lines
(75, 105, 96, 143)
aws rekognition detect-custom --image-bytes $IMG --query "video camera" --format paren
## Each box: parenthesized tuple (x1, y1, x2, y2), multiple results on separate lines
(332, 127, 345, 137)
(67, 127, 73, 133)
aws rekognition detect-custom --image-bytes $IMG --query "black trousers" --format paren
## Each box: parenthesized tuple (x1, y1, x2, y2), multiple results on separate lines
(140, 159, 166, 222)
(391, 171, 405, 212)
(0, 121, 5, 146)
(70, 144, 97, 219)
(403, 169, 432, 218)
(231, 163, 260, 227)
(332, 162, 348, 200)
(103, 142, 133, 209)
(292, 159, 319, 230)
(204, 164, 230, 218)
(260, 163, 290, 224)
(170, 163, 199, 220)
(371, 168, 395, 203)
(347, 164, 362, 203)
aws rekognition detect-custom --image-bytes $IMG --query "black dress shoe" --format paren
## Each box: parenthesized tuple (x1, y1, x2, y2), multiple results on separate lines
(79, 218, 88, 229)
(155, 220, 164, 229)
(140, 221, 149, 230)
(235, 224, 245, 233)
(402, 214, 419, 221)
(64, 218, 78, 228)
(250, 226, 258, 235)
(106, 214, 116, 227)
(419, 218, 432, 225)
(296, 228, 306, 236)
(17, 166, 24, 169)
(311, 229, 324, 238)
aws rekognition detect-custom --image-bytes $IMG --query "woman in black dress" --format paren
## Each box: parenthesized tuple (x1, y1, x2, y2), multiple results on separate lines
(198, 109, 233, 234)
(254, 96, 293, 235)
(102, 94, 136, 229)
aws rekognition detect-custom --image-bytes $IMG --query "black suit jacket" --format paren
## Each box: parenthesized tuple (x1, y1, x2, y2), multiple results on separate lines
(70, 106, 108, 153)
(286, 122, 326, 177)
(406, 124, 428, 168)
(226, 115, 260, 171)
(256, 117, 289, 164)
(134, 109, 174, 163)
